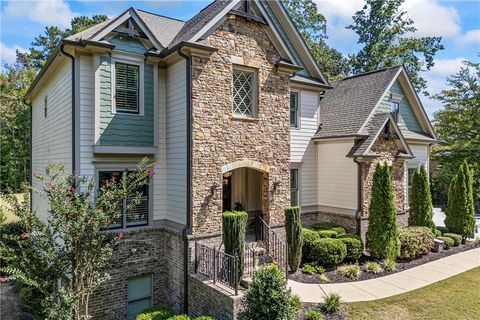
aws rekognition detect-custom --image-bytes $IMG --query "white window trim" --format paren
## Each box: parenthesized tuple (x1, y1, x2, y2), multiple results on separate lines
(232, 65, 258, 119)
(290, 89, 301, 129)
(94, 163, 153, 230)
(111, 55, 145, 116)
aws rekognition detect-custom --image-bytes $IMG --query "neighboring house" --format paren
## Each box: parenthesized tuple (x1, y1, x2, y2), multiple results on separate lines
(25, 1, 331, 319)
(292, 66, 438, 239)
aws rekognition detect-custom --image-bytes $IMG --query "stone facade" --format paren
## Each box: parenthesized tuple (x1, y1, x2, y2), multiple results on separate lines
(89, 227, 186, 319)
(302, 210, 357, 233)
(190, 15, 291, 236)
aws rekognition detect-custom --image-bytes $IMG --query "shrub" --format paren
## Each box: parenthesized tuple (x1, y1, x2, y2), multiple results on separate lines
(194, 317, 214, 320)
(364, 261, 383, 274)
(305, 308, 324, 320)
(317, 230, 338, 238)
(337, 263, 361, 280)
(398, 227, 434, 259)
(443, 233, 462, 246)
(338, 236, 363, 261)
(285, 206, 302, 272)
(437, 236, 454, 249)
(136, 306, 175, 320)
(445, 161, 475, 240)
(366, 164, 400, 261)
(434, 229, 442, 237)
(311, 238, 347, 266)
(222, 211, 247, 283)
(302, 228, 320, 261)
(322, 293, 342, 313)
(383, 259, 396, 272)
(408, 165, 435, 231)
(302, 262, 325, 275)
(436, 226, 449, 234)
(319, 274, 330, 283)
(239, 264, 301, 320)
(311, 222, 347, 235)
(168, 316, 190, 320)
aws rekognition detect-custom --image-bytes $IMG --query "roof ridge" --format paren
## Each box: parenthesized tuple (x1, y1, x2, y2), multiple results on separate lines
(135, 8, 185, 23)
(341, 65, 403, 81)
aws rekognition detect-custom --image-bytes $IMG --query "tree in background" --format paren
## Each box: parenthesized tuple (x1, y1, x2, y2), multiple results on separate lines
(0, 15, 108, 194)
(408, 165, 435, 231)
(347, 0, 443, 93)
(366, 164, 400, 261)
(445, 161, 476, 240)
(284, 0, 350, 80)
(432, 59, 479, 211)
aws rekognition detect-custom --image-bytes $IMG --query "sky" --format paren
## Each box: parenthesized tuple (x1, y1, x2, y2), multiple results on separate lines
(1, 0, 479, 118)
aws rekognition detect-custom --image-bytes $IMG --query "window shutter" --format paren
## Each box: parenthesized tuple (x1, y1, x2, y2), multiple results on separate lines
(115, 63, 139, 113)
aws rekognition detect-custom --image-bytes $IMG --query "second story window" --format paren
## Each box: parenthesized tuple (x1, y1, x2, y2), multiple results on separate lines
(98, 170, 149, 228)
(391, 101, 400, 122)
(290, 91, 299, 128)
(115, 62, 140, 114)
(233, 66, 256, 117)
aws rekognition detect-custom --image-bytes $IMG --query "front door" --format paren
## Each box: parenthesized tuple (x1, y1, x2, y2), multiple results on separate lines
(222, 175, 232, 212)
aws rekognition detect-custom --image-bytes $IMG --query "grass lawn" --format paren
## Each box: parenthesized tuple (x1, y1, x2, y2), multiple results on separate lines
(0, 193, 23, 224)
(347, 267, 480, 320)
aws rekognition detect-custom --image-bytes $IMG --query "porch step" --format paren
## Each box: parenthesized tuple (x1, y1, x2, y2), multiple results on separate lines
(240, 277, 253, 289)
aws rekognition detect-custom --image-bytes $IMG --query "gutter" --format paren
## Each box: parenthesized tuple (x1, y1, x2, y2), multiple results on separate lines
(177, 48, 192, 314)
(353, 157, 362, 236)
(60, 44, 76, 173)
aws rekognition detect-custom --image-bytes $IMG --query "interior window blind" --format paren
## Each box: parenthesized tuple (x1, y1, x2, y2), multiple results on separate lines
(115, 62, 139, 113)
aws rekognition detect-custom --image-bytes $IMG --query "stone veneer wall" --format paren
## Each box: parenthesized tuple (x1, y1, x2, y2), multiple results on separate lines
(89, 227, 185, 319)
(190, 15, 291, 236)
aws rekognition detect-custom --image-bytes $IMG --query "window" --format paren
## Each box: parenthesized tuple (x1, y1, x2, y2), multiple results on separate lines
(391, 101, 400, 122)
(408, 168, 416, 202)
(98, 170, 149, 228)
(44, 95, 48, 118)
(115, 62, 140, 114)
(291, 169, 299, 206)
(127, 276, 152, 320)
(232, 67, 256, 117)
(290, 92, 299, 128)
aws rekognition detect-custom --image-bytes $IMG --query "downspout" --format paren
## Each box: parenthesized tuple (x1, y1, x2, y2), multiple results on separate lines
(353, 157, 362, 236)
(60, 44, 76, 173)
(24, 100, 33, 210)
(178, 48, 192, 314)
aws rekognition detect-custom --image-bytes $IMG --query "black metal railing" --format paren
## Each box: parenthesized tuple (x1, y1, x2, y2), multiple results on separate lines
(244, 242, 256, 277)
(256, 215, 289, 279)
(195, 242, 239, 295)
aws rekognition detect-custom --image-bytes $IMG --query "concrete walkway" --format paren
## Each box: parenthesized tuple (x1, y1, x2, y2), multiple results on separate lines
(288, 248, 480, 303)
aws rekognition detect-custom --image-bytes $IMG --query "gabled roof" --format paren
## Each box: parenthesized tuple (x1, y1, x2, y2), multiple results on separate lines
(347, 112, 414, 158)
(314, 65, 437, 141)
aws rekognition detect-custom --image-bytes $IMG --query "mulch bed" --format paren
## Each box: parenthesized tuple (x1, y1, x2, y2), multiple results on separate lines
(297, 303, 348, 320)
(290, 241, 480, 284)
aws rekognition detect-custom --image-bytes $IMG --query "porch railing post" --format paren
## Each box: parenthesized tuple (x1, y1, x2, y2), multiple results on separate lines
(213, 249, 217, 284)
(194, 241, 198, 274)
(234, 255, 238, 296)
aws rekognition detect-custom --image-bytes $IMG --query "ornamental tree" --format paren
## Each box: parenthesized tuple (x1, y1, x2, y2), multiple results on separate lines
(445, 161, 475, 239)
(366, 163, 400, 261)
(408, 165, 435, 231)
(285, 206, 302, 272)
(0, 159, 153, 319)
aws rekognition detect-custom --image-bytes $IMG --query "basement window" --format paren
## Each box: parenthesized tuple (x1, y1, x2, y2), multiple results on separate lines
(127, 276, 152, 320)
(115, 62, 140, 114)
(232, 66, 257, 117)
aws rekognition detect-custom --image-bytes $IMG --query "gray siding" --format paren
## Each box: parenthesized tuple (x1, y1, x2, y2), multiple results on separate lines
(110, 34, 148, 55)
(165, 60, 187, 225)
(79, 55, 95, 179)
(98, 56, 155, 146)
(31, 60, 72, 218)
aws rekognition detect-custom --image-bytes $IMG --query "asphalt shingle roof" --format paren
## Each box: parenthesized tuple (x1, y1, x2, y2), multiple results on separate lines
(134, 9, 185, 48)
(315, 66, 402, 139)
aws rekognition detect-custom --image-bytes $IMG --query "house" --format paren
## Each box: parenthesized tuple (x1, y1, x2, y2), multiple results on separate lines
(25, 1, 331, 319)
(293, 66, 438, 239)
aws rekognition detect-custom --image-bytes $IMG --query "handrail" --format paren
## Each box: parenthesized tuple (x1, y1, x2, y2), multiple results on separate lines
(256, 215, 289, 279)
(244, 241, 256, 277)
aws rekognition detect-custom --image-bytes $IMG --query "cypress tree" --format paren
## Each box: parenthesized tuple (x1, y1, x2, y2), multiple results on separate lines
(285, 206, 302, 272)
(445, 161, 476, 239)
(222, 211, 248, 283)
(408, 165, 435, 231)
(366, 163, 400, 260)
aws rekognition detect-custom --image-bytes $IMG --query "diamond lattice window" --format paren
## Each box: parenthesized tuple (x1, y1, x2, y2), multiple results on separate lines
(233, 69, 255, 117)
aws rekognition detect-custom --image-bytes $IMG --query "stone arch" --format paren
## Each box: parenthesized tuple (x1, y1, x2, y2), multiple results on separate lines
(221, 159, 270, 174)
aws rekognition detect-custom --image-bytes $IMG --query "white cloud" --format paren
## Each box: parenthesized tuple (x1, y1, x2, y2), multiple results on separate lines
(0, 42, 27, 64)
(3, 0, 76, 28)
(457, 29, 480, 46)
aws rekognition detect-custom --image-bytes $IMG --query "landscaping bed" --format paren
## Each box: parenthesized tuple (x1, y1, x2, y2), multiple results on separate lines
(290, 241, 479, 284)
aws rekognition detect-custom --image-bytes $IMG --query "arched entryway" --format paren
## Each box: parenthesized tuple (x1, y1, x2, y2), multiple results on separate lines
(221, 160, 269, 235)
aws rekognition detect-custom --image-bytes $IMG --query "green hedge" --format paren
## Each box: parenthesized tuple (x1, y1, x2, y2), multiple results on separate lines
(285, 206, 302, 272)
(436, 226, 449, 235)
(222, 211, 247, 282)
(311, 222, 347, 235)
(398, 227, 434, 260)
(437, 236, 454, 249)
(302, 228, 320, 261)
(443, 233, 462, 246)
(338, 236, 363, 261)
(317, 230, 338, 238)
(310, 238, 347, 266)
(136, 306, 175, 320)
